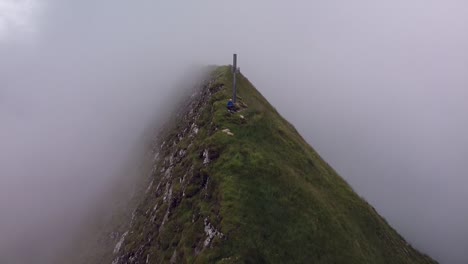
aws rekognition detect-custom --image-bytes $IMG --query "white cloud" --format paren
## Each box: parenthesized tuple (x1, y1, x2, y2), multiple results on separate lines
(0, 0, 39, 38)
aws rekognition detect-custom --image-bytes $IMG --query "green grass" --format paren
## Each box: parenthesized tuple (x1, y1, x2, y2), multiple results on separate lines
(195, 66, 436, 264)
(113, 66, 437, 264)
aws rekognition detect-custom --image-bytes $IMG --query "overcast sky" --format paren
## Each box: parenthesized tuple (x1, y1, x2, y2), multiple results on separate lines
(1, 1, 467, 263)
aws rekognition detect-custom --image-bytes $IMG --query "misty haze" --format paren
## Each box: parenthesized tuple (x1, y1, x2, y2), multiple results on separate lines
(1, 1, 467, 263)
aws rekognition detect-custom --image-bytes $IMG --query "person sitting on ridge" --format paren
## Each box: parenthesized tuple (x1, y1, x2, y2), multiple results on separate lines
(227, 99, 236, 112)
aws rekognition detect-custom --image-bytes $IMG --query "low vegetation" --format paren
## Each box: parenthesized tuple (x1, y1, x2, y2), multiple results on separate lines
(111, 66, 437, 264)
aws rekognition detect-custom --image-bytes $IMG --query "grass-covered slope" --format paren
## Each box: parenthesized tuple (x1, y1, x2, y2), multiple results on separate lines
(112, 66, 436, 264)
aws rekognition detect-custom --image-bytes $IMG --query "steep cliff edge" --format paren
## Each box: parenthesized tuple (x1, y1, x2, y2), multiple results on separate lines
(110, 66, 436, 264)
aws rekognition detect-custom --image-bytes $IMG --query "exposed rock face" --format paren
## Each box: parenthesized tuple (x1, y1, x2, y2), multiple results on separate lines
(111, 76, 225, 264)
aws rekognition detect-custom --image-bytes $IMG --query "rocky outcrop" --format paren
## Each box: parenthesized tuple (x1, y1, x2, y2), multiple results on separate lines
(111, 74, 225, 264)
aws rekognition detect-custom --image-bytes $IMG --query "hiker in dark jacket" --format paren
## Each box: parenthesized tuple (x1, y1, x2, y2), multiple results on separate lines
(227, 99, 235, 112)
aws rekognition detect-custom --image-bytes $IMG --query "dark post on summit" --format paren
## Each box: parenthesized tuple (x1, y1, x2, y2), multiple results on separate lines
(232, 53, 237, 104)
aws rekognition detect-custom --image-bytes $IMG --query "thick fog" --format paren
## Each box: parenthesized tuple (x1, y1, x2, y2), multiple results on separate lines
(1, 1, 467, 263)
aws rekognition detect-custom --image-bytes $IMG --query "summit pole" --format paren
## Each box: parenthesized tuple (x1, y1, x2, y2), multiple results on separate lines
(232, 54, 237, 104)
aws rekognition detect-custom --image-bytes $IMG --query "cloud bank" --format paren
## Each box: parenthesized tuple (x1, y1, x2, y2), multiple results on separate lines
(1, 1, 467, 263)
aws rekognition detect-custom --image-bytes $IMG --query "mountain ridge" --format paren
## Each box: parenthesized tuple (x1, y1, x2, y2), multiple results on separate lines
(109, 66, 437, 264)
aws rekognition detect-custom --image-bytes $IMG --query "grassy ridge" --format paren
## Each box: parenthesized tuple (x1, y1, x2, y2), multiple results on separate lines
(112, 66, 436, 264)
(199, 66, 435, 263)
